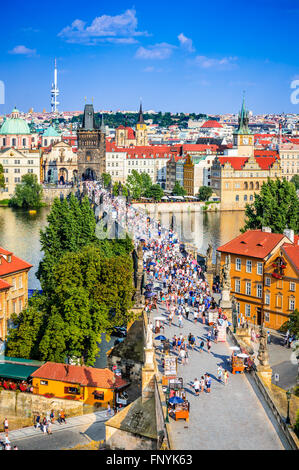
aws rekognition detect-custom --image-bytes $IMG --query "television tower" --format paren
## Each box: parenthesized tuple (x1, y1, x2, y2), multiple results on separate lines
(51, 58, 59, 113)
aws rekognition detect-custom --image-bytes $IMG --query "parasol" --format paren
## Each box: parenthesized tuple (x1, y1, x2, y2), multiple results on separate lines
(237, 353, 249, 358)
(169, 396, 184, 404)
(155, 335, 167, 341)
(154, 287, 162, 291)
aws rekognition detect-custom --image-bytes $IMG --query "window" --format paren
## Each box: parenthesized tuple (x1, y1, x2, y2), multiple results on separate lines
(235, 195, 239, 201)
(28, 169, 34, 173)
(246, 260, 252, 273)
(12, 277, 16, 290)
(235, 279, 241, 293)
(64, 386, 80, 395)
(40, 380, 48, 386)
(250, 195, 253, 201)
(290, 282, 295, 292)
(93, 391, 104, 401)
(265, 277, 271, 287)
(14, 168, 20, 173)
(245, 304, 251, 317)
(18, 299, 22, 311)
(264, 311, 270, 323)
(289, 297, 295, 311)
(244, 195, 247, 201)
(256, 284, 262, 298)
(236, 302, 240, 314)
(12, 301, 16, 314)
(257, 263, 263, 275)
(235, 258, 241, 271)
(276, 294, 282, 308)
(246, 282, 251, 295)
(19, 276, 22, 288)
(265, 293, 270, 305)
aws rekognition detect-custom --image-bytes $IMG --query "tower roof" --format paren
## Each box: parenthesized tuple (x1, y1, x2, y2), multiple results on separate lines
(81, 104, 97, 130)
(137, 101, 145, 125)
(235, 96, 251, 135)
(0, 108, 31, 135)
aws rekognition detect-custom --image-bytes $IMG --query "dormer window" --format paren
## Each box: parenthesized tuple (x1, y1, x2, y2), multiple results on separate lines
(7, 255, 12, 262)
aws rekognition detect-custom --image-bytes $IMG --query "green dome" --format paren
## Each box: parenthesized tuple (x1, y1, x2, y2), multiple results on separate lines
(0, 109, 30, 135)
(43, 125, 60, 137)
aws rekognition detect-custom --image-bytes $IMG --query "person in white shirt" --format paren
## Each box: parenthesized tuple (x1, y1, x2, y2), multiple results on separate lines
(193, 378, 200, 396)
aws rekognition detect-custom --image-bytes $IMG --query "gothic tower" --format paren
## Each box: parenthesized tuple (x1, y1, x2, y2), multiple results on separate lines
(233, 96, 254, 157)
(77, 104, 106, 181)
(135, 101, 148, 146)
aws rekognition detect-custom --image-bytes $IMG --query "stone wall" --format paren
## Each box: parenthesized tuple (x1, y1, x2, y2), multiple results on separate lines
(0, 390, 83, 418)
(105, 425, 156, 450)
(133, 201, 220, 213)
(42, 187, 76, 204)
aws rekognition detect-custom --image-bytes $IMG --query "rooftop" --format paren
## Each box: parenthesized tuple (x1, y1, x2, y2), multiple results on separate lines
(0, 247, 32, 276)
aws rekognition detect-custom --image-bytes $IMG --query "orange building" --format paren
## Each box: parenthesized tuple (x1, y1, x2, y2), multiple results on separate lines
(0, 247, 32, 340)
(217, 229, 298, 330)
(31, 362, 129, 407)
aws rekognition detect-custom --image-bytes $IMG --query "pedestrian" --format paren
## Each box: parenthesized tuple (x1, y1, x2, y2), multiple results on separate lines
(199, 376, 205, 393)
(35, 414, 41, 429)
(60, 410, 66, 424)
(178, 313, 183, 328)
(3, 418, 8, 434)
(217, 366, 223, 383)
(42, 417, 47, 434)
(267, 331, 271, 344)
(179, 348, 186, 365)
(223, 369, 229, 385)
(50, 409, 55, 423)
(107, 403, 112, 417)
(198, 340, 204, 353)
(207, 339, 212, 353)
(193, 378, 200, 396)
(206, 374, 212, 393)
(47, 420, 52, 435)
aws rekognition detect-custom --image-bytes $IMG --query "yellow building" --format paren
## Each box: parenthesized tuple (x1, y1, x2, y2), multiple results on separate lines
(0, 246, 32, 340)
(31, 362, 129, 407)
(217, 229, 298, 330)
(183, 154, 194, 195)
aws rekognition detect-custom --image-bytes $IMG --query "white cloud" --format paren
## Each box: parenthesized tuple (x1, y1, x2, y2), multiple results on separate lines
(178, 33, 195, 52)
(194, 55, 238, 69)
(58, 8, 148, 45)
(135, 43, 175, 60)
(9, 45, 37, 56)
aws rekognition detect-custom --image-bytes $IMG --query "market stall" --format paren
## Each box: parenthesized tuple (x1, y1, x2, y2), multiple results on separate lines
(168, 395, 189, 422)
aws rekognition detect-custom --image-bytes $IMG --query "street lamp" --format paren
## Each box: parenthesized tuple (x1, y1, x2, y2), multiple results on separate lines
(253, 314, 256, 331)
(165, 387, 170, 423)
(286, 389, 292, 425)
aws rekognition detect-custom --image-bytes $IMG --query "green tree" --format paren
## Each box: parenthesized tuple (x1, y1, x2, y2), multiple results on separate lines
(9, 174, 43, 209)
(101, 173, 111, 188)
(145, 184, 164, 201)
(242, 178, 299, 233)
(197, 186, 213, 201)
(290, 174, 299, 191)
(127, 170, 152, 199)
(0, 164, 5, 189)
(6, 295, 46, 359)
(172, 181, 187, 196)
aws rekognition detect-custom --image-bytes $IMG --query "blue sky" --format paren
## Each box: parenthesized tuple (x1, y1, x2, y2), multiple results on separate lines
(1, 0, 299, 114)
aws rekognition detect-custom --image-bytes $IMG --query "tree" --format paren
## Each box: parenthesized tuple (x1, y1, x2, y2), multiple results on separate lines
(127, 170, 152, 200)
(101, 173, 111, 188)
(145, 184, 164, 201)
(290, 175, 299, 191)
(0, 164, 5, 189)
(242, 178, 299, 234)
(172, 181, 186, 196)
(37, 194, 97, 292)
(197, 186, 213, 201)
(9, 174, 43, 209)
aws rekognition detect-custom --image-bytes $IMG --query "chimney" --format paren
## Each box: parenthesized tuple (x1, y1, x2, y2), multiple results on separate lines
(262, 227, 272, 233)
(283, 229, 294, 243)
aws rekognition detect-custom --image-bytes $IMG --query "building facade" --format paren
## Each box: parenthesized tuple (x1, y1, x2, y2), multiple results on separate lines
(279, 143, 299, 181)
(0, 247, 32, 340)
(217, 229, 298, 330)
(0, 147, 41, 200)
(42, 141, 78, 184)
(0, 108, 38, 150)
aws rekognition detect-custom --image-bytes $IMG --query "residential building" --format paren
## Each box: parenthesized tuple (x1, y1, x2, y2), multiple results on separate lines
(279, 143, 299, 181)
(31, 362, 128, 407)
(217, 229, 298, 330)
(0, 247, 32, 340)
(0, 147, 41, 200)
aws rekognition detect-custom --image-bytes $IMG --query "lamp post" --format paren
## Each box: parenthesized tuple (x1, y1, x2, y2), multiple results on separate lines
(286, 389, 291, 424)
(253, 314, 256, 331)
(232, 295, 237, 334)
(165, 387, 170, 423)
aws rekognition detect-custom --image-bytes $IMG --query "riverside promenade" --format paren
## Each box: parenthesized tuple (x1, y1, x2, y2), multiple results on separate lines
(150, 293, 289, 450)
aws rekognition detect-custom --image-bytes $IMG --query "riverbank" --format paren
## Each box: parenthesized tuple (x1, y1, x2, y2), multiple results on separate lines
(132, 201, 220, 213)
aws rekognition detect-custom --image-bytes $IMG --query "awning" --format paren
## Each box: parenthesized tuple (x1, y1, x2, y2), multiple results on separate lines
(0, 363, 40, 380)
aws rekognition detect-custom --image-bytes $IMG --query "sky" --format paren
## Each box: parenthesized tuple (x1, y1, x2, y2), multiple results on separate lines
(0, 0, 299, 115)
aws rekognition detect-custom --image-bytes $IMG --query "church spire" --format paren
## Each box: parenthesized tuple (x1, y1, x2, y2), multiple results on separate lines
(100, 113, 105, 134)
(236, 93, 251, 135)
(137, 100, 145, 124)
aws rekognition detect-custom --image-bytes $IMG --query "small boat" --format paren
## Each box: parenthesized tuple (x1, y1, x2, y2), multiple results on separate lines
(29, 210, 37, 215)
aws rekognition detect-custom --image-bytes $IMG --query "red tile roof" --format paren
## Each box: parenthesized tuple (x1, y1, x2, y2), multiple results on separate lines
(182, 144, 219, 153)
(0, 247, 32, 276)
(217, 230, 287, 259)
(0, 279, 11, 290)
(201, 120, 223, 129)
(282, 241, 299, 272)
(31, 362, 128, 389)
(218, 155, 278, 170)
(254, 149, 279, 158)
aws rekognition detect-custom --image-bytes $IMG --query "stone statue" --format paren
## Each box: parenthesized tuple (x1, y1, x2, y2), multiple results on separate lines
(222, 255, 231, 290)
(206, 243, 213, 265)
(257, 326, 270, 367)
(146, 321, 153, 349)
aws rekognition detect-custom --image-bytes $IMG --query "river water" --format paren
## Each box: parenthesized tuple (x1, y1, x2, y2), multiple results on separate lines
(0, 206, 245, 367)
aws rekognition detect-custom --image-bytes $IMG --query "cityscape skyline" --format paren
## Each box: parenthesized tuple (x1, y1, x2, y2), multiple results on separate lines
(1, 1, 299, 114)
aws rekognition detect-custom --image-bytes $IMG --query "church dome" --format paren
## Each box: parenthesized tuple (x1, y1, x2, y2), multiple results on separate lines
(43, 125, 60, 137)
(0, 107, 31, 135)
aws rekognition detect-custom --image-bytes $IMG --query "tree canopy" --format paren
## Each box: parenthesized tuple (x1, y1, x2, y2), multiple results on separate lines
(9, 174, 43, 209)
(0, 164, 5, 190)
(290, 174, 299, 191)
(241, 178, 299, 234)
(145, 184, 164, 201)
(172, 181, 187, 196)
(126, 170, 152, 199)
(197, 186, 213, 201)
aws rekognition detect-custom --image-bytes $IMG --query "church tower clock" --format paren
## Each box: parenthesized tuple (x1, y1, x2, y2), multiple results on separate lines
(135, 102, 148, 146)
(233, 97, 254, 157)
